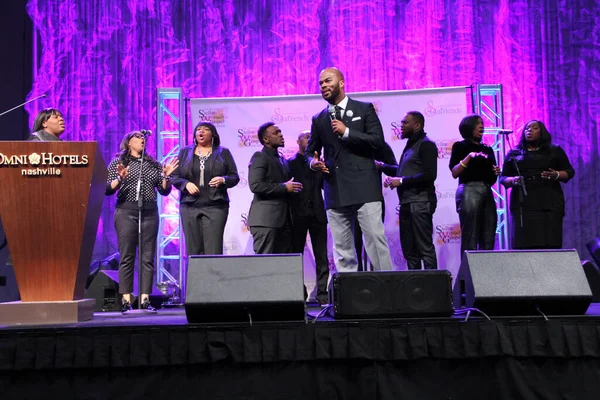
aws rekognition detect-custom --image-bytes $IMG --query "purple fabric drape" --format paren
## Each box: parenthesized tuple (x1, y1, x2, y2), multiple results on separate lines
(25, 0, 600, 260)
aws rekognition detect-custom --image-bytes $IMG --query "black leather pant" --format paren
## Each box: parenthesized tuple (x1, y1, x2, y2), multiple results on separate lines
(456, 182, 497, 255)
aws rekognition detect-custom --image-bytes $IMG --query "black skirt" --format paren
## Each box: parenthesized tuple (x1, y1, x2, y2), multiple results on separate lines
(510, 210, 563, 249)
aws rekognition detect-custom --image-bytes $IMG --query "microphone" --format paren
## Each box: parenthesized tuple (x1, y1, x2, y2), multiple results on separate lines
(328, 105, 337, 121)
(0, 94, 47, 117)
(484, 128, 513, 134)
(140, 129, 152, 136)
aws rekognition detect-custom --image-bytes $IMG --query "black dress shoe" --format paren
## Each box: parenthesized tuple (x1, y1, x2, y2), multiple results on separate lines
(121, 300, 132, 314)
(141, 299, 157, 313)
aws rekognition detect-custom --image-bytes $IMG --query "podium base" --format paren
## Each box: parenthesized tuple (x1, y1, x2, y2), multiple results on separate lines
(0, 298, 95, 325)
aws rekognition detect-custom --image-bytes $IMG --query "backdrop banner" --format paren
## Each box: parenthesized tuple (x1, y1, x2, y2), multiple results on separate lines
(189, 87, 470, 296)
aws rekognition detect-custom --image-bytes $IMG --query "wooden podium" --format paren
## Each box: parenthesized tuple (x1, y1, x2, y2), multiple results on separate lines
(0, 141, 106, 324)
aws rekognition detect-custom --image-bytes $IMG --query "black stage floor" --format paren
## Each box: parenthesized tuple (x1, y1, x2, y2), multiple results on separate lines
(3, 304, 600, 399)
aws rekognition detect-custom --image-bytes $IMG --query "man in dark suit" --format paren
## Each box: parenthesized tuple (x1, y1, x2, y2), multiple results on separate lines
(307, 67, 393, 272)
(384, 111, 438, 270)
(248, 122, 303, 254)
(288, 130, 329, 304)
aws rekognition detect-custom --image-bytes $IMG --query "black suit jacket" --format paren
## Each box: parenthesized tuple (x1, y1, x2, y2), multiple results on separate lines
(306, 97, 385, 209)
(171, 145, 240, 205)
(287, 152, 327, 224)
(247, 146, 292, 228)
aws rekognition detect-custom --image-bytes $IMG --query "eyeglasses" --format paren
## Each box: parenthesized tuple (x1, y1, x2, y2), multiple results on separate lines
(131, 133, 145, 139)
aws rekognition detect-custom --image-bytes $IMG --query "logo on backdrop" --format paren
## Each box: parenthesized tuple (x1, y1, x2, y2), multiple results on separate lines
(424, 100, 463, 117)
(271, 108, 312, 124)
(391, 120, 402, 140)
(240, 213, 250, 232)
(436, 189, 456, 201)
(236, 171, 248, 189)
(197, 108, 227, 126)
(435, 224, 461, 244)
(238, 127, 262, 147)
(436, 140, 456, 159)
(279, 147, 297, 159)
(0, 152, 89, 176)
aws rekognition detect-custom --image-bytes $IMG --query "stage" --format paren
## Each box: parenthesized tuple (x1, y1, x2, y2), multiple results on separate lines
(2, 304, 600, 399)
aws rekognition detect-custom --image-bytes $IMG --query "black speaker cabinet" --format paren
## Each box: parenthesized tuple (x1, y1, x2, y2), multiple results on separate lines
(85, 270, 164, 311)
(454, 250, 593, 315)
(581, 259, 600, 303)
(330, 270, 454, 319)
(185, 254, 305, 324)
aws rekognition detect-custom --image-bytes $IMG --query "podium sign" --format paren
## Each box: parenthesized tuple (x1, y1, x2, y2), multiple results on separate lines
(0, 141, 106, 323)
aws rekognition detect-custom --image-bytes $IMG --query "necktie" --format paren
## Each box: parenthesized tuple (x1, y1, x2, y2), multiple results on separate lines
(335, 105, 343, 120)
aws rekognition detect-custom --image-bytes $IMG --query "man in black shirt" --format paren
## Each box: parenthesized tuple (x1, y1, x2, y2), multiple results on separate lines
(288, 130, 329, 304)
(384, 111, 438, 270)
(449, 114, 500, 255)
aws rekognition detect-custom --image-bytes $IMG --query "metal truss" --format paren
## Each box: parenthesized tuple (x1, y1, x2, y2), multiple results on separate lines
(155, 88, 184, 304)
(471, 84, 510, 249)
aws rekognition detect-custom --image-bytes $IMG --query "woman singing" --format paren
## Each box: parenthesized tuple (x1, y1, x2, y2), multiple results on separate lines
(171, 122, 240, 255)
(106, 131, 179, 313)
(449, 114, 501, 255)
(27, 108, 65, 141)
(500, 120, 575, 249)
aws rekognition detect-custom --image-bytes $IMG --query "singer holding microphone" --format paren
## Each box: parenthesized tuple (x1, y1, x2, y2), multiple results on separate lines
(500, 120, 574, 249)
(105, 130, 179, 313)
(171, 121, 240, 255)
(306, 67, 393, 272)
(27, 108, 65, 141)
(449, 114, 501, 255)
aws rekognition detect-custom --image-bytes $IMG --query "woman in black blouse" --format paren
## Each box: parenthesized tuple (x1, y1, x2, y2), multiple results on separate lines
(449, 115, 501, 255)
(106, 131, 179, 313)
(500, 120, 574, 249)
(171, 122, 240, 255)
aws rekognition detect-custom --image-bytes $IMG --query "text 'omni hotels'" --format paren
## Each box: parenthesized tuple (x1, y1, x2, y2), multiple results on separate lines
(0, 152, 89, 176)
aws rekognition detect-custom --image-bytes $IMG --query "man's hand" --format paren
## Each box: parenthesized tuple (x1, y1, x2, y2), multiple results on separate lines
(309, 151, 330, 173)
(331, 120, 347, 136)
(383, 177, 402, 188)
(285, 177, 303, 193)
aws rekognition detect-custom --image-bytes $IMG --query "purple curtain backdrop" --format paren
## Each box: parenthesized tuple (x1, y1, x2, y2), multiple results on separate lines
(25, 0, 600, 261)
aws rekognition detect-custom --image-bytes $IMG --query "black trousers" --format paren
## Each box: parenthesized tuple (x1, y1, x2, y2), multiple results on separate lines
(399, 201, 438, 270)
(456, 182, 497, 255)
(250, 216, 293, 255)
(180, 205, 229, 255)
(114, 208, 159, 295)
(291, 214, 329, 302)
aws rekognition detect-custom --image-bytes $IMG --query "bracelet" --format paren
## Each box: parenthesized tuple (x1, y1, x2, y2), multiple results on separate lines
(554, 171, 560, 181)
(116, 175, 122, 183)
(459, 160, 468, 168)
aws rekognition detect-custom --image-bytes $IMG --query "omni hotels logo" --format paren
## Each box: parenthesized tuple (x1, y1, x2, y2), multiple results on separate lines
(0, 152, 89, 176)
(237, 127, 262, 147)
(197, 108, 226, 126)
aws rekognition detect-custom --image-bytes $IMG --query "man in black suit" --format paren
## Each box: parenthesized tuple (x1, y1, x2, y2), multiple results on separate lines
(384, 111, 438, 270)
(307, 67, 393, 272)
(288, 130, 329, 304)
(248, 122, 303, 254)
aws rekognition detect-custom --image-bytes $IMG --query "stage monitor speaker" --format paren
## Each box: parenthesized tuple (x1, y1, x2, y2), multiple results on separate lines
(454, 250, 593, 316)
(85, 270, 164, 311)
(330, 270, 454, 319)
(185, 254, 305, 324)
(582, 259, 600, 303)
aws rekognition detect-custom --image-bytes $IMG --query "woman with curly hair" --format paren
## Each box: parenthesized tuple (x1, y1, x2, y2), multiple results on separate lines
(105, 131, 179, 313)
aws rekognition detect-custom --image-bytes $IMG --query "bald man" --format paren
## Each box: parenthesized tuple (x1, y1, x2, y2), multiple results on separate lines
(306, 67, 393, 273)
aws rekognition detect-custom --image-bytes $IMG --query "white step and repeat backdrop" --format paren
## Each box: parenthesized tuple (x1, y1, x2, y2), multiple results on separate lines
(189, 87, 469, 294)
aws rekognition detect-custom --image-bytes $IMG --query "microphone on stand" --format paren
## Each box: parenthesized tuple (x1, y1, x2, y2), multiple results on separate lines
(0, 94, 47, 117)
(140, 129, 152, 136)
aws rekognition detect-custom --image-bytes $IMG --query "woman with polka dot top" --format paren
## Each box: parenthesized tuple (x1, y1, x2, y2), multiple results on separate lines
(171, 121, 240, 256)
(106, 131, 179, 313)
